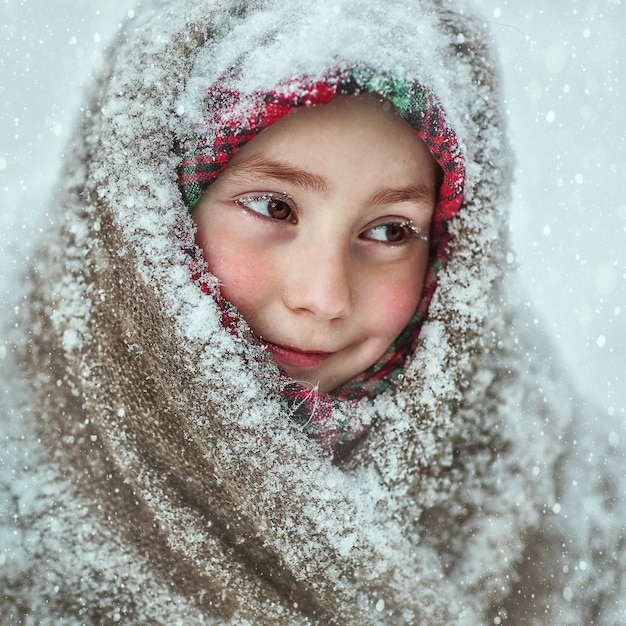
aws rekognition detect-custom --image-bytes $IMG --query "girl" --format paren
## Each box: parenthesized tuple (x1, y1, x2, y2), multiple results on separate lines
(2, 0, 624, 624)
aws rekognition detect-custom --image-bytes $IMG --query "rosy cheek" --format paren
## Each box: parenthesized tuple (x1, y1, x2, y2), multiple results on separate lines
(209, 253, 252, 301)
(364, 275, 423, 338)
(203, 241, 276, 324)
(195, 214, 266, 310)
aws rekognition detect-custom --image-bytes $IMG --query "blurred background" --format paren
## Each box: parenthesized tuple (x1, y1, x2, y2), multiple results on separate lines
(1, 0, 624, 418)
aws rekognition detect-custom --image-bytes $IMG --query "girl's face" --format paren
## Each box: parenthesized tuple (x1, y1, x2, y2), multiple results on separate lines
(192, 94, 438, 393)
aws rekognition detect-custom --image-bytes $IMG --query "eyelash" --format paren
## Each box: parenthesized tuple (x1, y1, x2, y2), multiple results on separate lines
(364, 222, 429, 244)
(236, 193, 296, 223)
(235, 192, 429, 245)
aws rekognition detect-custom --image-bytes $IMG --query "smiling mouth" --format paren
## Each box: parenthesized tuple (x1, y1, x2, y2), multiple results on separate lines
(264, 342, 333, 370)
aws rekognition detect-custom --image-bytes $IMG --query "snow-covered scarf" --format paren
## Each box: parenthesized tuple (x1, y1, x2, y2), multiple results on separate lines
(2, 0, 625, 624)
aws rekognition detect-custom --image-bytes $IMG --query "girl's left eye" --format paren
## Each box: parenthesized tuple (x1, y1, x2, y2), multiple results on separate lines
(362, 222, 428, 244)
(236, 193, 295, 222)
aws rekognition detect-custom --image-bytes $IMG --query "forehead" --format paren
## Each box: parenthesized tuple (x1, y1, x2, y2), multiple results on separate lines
(178, 75, 465, 225)
(232, 94, 414, 152)
(205, 95, 440, 223)
(225, 94, 437, 183)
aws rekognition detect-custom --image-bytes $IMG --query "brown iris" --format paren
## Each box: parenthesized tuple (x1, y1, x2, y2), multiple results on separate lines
(267, 197, 293, 220)
(384, 224, 407, 242)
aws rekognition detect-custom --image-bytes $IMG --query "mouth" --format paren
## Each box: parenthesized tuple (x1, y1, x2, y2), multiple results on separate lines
(264, 341, 334, 370)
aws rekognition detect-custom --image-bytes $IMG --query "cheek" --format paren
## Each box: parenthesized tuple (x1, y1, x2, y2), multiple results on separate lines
(361, 272, 424, 341)
(210, 248, 273, 315)
(195, 218, 275, 317)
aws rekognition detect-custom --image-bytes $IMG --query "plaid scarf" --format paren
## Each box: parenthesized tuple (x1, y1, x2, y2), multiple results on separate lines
(177, 67, 465, 460)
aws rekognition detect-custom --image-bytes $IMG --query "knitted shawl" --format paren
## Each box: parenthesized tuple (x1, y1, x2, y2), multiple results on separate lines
(2, 0, 625, 624)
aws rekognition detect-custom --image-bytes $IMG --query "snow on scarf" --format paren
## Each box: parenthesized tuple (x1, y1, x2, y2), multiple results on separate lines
(2, 0, 625, 624)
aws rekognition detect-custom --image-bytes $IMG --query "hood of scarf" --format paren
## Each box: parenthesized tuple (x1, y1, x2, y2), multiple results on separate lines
(5, 0, 625, 624)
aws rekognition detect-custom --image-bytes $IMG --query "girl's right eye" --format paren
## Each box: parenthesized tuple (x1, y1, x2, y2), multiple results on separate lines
(236, 193, 296, 222)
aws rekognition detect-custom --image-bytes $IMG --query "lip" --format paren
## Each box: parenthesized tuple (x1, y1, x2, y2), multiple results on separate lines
(265, 341, 334, 370)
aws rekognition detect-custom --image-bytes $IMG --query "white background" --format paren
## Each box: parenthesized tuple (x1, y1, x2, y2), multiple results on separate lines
(1, 1, 624, 418)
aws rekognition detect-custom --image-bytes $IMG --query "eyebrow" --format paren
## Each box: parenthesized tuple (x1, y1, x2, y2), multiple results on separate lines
(224, 153, 435, 209)
(366, 184, 435, 209)
(223, 154, 330, 194)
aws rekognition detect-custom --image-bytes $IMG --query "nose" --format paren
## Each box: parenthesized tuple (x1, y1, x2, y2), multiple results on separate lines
(282, 240, 352, 320)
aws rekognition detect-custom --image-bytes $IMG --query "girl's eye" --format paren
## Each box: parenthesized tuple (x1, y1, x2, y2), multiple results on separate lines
(362, 222, 428, 244)
(236, 194, 295, 222)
